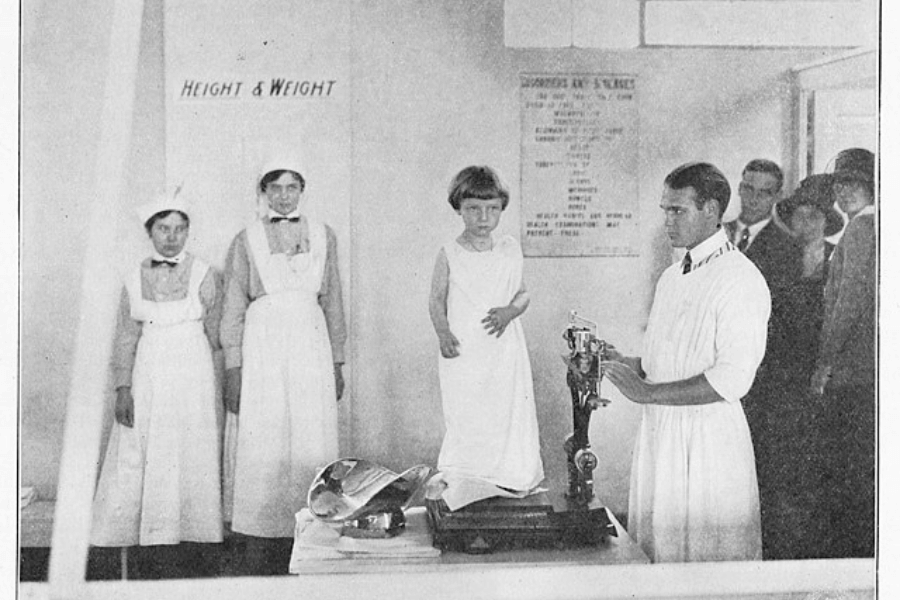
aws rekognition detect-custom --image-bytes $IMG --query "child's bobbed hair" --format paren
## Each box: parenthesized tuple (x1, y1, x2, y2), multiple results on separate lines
(447, 166, 510, 211)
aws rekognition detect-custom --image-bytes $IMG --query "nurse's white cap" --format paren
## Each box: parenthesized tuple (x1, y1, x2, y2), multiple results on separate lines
(257, 148, 306, 182)
(136, 187, 191, 225)
(252, 148, 307, 220)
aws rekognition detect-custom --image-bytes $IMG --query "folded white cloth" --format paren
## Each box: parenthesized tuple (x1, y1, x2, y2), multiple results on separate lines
(426, 471, 546, 511)
(289, 507, 440, 573)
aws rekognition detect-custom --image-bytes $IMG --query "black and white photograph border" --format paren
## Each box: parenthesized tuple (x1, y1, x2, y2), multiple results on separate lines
(8, 1, 898, 598)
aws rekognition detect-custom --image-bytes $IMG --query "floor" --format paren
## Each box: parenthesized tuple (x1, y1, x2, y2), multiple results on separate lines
(20, 535, 296, 581)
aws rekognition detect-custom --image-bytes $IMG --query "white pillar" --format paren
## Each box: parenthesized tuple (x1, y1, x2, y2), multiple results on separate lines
(48, 0, 145, 595)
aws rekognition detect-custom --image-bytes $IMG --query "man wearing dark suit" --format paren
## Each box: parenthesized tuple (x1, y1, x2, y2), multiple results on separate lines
(725, 159, 801, 293)
(726, 159, 802, 560)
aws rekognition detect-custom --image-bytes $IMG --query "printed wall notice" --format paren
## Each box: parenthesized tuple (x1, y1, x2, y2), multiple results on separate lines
(520, 73, 639, 257)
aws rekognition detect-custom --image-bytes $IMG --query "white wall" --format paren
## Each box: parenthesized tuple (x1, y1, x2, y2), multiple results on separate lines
(344, 2, 835, 516)
(20, 0, 167, 499)
(20, 0, 846, 520)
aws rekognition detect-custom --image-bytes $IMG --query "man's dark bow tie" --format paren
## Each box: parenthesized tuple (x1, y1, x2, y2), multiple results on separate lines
(270, 216, 300, 223)
(151, 259, 178, 268)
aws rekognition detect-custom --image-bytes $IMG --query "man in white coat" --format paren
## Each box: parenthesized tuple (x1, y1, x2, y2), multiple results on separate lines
(603, 162, 771, 562)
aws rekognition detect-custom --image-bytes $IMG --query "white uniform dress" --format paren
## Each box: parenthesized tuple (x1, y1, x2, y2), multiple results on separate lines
(629, 229, 770, 562)
(92, 257, 223, 546)
(231, 218, 338, 538)
(437, 235, 544, 492)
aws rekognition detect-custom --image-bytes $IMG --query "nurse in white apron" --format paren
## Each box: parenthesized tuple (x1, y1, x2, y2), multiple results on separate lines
(220, 156, 346, 571)
(92, 193, 224, 563)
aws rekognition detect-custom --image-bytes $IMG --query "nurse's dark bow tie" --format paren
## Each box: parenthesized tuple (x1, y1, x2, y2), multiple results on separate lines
(151, 259, 178, 268)
(270, 216, 300, 223)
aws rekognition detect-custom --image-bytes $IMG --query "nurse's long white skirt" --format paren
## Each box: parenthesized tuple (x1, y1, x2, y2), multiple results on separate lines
(92, 321, 223, 546)
(231, 291, 338, 538)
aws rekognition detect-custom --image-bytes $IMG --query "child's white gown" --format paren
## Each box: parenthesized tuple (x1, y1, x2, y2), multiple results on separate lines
(437, 235, 544, 493)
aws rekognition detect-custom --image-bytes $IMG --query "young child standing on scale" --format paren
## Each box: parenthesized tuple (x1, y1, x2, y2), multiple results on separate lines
(429, 166, 544, 506)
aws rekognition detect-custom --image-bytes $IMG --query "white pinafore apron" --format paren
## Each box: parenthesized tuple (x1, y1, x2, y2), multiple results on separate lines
(92, 258, 223, 546)
(231, 218, 338, 538)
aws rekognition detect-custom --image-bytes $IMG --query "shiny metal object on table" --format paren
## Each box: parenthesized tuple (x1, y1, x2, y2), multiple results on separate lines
(307, 458, 432, 537)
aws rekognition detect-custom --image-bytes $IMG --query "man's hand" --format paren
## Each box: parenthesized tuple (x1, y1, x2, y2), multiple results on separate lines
(603, 343, 626, 363)
(810, 365, 831, 396)
(334, 363, 345, 401)
(601, 344, 644, 378)
(482, 305, 518, 337)
(225, 367, 242, 414)
(601, 361, 653, 404)
(114, 386, 134, 428)
(438, 329, 461, 358)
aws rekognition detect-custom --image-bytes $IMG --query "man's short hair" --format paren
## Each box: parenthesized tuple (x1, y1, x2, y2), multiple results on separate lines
(742, 159, 784, 193)
(664, 162, 731, 218)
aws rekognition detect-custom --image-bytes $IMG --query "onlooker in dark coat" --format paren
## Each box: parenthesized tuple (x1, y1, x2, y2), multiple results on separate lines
(726, 159, 802, 294)
(810, 148, 876, 558)
(772, 174, 843, 384)
(757, 173, 843, 559)
(726, 159, 802, 559)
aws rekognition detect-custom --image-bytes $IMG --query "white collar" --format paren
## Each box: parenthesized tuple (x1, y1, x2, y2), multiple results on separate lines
(736, 217, 770, 238)
(852, 205, 875, 220)
(686, 227, 729, 263)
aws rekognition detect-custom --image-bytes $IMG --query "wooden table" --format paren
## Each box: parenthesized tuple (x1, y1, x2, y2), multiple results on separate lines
(20, 499, 650, 578)
(290, 504, 649, 574)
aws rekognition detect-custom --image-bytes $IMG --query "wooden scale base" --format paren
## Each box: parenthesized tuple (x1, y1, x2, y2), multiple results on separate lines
(425, 492, 616, 554)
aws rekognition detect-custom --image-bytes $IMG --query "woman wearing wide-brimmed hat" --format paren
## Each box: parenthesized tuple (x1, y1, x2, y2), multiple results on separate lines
(748, 174, 844, 560)
(774, 174, 844, 377)
(762, 173, 844, 390)
(779, 174, 844, 274)
(811, 148, 876, 558)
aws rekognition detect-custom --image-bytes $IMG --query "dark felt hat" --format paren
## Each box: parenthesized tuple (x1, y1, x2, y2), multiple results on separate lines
(777, 174, 844, 237)
(831, 148, 875, 186)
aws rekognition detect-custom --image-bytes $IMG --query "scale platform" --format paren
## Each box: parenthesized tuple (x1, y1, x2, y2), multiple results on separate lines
(425, 492, 616, 554)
